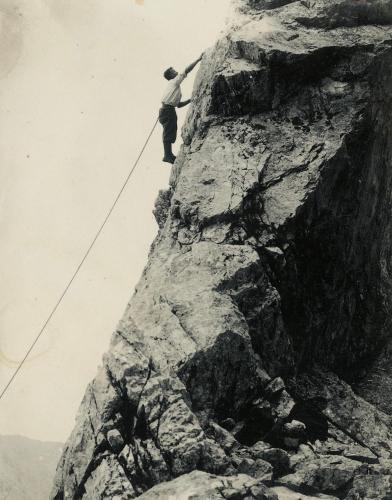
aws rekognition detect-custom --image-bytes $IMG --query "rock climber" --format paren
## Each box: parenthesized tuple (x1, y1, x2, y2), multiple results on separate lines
(159, 54, 203, 164)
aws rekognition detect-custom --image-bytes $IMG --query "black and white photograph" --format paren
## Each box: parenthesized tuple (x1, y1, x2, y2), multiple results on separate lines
(1, 1, 392, 498)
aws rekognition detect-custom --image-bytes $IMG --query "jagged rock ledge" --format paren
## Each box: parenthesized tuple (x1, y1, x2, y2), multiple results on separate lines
(52, 1, 392, 499)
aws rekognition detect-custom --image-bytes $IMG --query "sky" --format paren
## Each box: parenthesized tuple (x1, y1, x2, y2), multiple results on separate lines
(0, 0, 231, 442)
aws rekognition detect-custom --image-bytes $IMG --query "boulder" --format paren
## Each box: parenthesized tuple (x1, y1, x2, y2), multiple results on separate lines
(345, 474, 392, 499)
(106, 429, 124, 454)
(271, 486, 338, 500)
(277, 456, 363, 496)
(137, 470, 278, 500)
(251, 446, 291, 477)
(265, 378, 286, 398)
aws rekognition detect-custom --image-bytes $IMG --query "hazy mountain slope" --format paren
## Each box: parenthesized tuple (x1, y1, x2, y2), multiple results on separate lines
(0, 435, 62, 500)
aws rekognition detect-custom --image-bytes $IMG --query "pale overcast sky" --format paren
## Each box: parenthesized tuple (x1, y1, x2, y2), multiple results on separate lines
(0, 0, 231, 442)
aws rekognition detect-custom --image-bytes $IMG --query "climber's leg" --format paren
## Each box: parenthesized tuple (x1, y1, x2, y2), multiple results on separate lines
(163, 141, 176, 164)
(159, 105, 177, 164)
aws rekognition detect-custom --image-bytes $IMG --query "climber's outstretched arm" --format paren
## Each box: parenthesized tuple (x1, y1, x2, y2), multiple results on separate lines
(184, 54, 203, 75)
(177, 99, 191, 108)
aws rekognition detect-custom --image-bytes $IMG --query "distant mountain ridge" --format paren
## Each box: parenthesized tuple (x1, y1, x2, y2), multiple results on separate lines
(0, 434, 63, 500)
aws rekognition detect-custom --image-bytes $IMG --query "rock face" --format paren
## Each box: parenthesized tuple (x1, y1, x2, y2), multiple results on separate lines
(52, 1, 392, 499)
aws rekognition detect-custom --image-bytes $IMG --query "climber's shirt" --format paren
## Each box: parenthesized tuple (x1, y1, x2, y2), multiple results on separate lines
(161, 72, 186, 107)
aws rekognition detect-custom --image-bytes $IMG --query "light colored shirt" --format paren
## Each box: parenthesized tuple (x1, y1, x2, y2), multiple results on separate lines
(161, 72, 186, 106)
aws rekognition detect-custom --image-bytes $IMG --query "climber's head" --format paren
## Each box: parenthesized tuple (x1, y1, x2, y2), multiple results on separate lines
(164, 67, 178, 80)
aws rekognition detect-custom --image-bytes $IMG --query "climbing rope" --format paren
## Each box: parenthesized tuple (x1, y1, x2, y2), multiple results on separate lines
(0, 117, 159, 402)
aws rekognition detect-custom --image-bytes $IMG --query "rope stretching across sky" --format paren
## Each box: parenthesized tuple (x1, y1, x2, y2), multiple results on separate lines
(0, 118, 159, 403)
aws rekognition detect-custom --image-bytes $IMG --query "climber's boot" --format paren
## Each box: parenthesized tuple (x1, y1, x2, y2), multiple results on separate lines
(163, 141, 176, 164)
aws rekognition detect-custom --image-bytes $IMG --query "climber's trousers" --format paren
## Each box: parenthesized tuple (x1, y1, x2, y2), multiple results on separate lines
(159, 104, 177, 144)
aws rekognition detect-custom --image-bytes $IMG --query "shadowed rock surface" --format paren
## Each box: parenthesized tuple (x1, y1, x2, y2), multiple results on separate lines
(52, 1, 392, 498)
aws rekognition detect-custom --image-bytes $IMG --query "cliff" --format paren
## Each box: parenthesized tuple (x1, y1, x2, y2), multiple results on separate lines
(52, 1, 392, 499)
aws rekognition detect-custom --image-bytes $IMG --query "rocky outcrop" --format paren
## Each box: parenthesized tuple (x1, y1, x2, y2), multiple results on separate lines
(52, 1, 392, 499)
